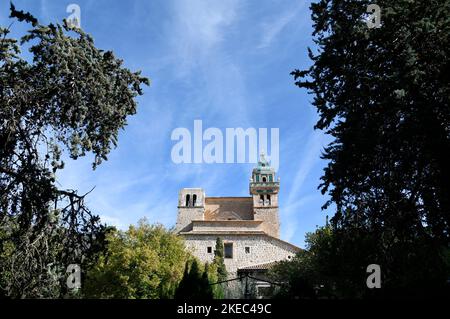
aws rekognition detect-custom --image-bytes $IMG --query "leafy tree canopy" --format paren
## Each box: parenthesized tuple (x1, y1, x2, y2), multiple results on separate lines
(294, 0, 449, 242)
(290, 0, 450, 298)
(84, 220, 188, 299)
(0, 3, 149, 298)
(213, 237, 227, 282)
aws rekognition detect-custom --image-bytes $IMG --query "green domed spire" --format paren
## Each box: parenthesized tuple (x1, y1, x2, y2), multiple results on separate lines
(249, 151, 279, 195)
(254, 151, 275, 173)
(258, 150, 269, 167)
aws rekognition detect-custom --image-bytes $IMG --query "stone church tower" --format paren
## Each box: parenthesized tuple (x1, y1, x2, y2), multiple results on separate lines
(175, 153, 300, 289)
(176, 188, 205, 233)
(250, 152, 280, 238)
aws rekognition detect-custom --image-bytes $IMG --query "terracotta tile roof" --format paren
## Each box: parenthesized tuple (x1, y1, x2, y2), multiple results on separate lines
(191, 220, 263, 224)
(180, 230, 267, 235)
(238, 261, 281, 271)
(204, 197, 254, 221)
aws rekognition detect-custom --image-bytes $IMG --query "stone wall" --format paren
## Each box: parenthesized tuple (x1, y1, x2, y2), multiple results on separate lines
(182, 234, 298, 276)
(176, 207, 204, 232)
(191, 220, 263, 232)
(253, 208, 280, 238)
(204, 197, 254, 220)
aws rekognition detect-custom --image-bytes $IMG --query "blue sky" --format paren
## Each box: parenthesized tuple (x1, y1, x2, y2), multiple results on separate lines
(1, 0, 334, 248)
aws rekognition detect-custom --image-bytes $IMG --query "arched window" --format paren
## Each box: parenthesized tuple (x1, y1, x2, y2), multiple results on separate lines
(192, 194, 197, 207)
(262, 176, 267, 182)
(259, 194, 264, 204)
(185, 194, 190, 207)
(267, 194, 271, 205)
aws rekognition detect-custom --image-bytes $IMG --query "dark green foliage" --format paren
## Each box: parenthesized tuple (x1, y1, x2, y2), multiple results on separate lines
(289, 0, 450, 298)
(175, 260, 213, 299)
(9, 2, 38, 26)
(272, 226, 450, 298)
(213, 237, 227, 282)
(0, 4, 149, 298)
(202, 263, 214, 299)
(175, 262, 191, 299)
(209, 237, 227, 298)
(270, 226, 334, 299)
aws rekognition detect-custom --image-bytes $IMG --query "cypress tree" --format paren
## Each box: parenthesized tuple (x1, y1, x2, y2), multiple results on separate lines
(200, 263, 213, 299)
(213, 237, 227, 282)
(175, 261, 190, 299)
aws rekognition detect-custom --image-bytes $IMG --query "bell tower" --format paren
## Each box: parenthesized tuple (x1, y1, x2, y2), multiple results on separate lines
(250, 152, 280, 238)
(175, 188, 205, 233)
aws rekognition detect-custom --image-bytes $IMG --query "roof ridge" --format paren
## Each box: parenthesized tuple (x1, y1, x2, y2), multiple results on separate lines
(238, 260, 281, 270)
(264, 234, 301, 251)
(205, 196, 252, 199)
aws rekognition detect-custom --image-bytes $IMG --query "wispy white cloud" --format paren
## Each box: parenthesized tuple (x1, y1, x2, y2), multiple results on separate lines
(283, 193, 318, 217)
(39, 0, 50, 22)
(281, 193, 320, 243)
(286, 130, 326, 207)
(55, 155, 173, 227)
(170, 0, 239, 73)
(258, 1, 307, 49)
(165, 0, 251, 124)
(51, 0, 246, 231)
(12, 0, 326, 248)
(279, 129, 328, 244)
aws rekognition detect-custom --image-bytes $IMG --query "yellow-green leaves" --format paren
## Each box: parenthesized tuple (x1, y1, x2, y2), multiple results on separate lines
(84, 220, 189, 299)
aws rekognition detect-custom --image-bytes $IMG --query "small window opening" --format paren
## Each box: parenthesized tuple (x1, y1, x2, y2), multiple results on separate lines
(185, 194, 190, 207)
(224, 243, 233, 259)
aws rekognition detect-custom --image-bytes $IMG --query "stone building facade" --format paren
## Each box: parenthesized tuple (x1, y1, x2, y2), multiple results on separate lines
(175, 153, 300, 288)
